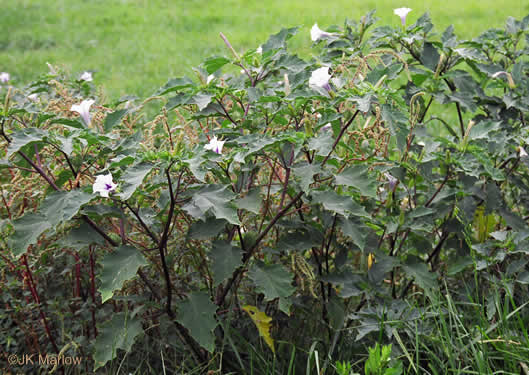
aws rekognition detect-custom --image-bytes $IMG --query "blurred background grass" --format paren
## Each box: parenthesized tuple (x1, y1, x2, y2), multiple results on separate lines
(2, 0, 528, 100)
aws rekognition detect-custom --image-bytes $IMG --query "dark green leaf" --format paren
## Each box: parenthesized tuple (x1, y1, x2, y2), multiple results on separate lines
(350, 94, 373, 113)
(276, 54, 309, 73)
(516, 271, 529, 284)
(249, 262, 295, 314)
(104, 109, 129, 132)
(118, 162, 154, 200)
(402, 257, 437, 291)
(235, 188, 261, 214)
(421, 42, 441, 71)
(411, 12, 433, 33)
(368, 253, 399, 285)
(190, 93, 214, 111)
(8, 213, 51, 257)
(204, 56, 231, 74)
(155, 77, 194, 95)
(277, 227, 323, 251)
(262, 27, 299, 52)
(312, 190, 369, 218)
(499, 207, 527, 231)
(39, 190, 95, 227)
(233, 134, 280, 163)
(441, 25, 458, 48)
(308, 131, 334, 157)
(176, 292, 218, 352)
(210, 241, 242, 285)
(183, 184, 240, 225)
(7, 128, 48, 157)
(60, 222, 105, 249)
(335, 165, 377, 198)
(55, 133, 78, 156)
(338, 216, 367, 251)
(9, 190, 93, 257)
(94, 313, 143, 370)
(165, 92, 192, 110)
(468, 120, 501, 140)
(292, 162, 323, 192)
(188, 217, 226, 239)
(322, 272, 363, 297)
(50, 118, 86, 129)
(99, 245, 148, 303)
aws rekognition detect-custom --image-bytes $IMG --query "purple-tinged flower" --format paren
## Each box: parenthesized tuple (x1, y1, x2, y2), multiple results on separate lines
(394, 8, 412, 26)
(0, 72, 10, 84)
(309, 67, 332, 91)
(71, 99, 95, 126)
(93, 173, 117, 198)
(28, 93, 38, 102)
(80, 71, 93, 82)
(384, 172, 399, 191)
(321, 123, 332, 132)
(204, 136, 225, 154)
(311, 24, 334, 42)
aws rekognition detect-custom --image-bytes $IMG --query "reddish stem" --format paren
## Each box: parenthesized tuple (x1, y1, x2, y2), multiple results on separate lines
(21, 255, 59, 354)
(1, 189, 11, 219)
(89, 245, 98, 337)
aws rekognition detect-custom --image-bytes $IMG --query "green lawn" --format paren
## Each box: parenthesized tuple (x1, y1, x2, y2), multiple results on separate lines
(2, 0, 528, 99)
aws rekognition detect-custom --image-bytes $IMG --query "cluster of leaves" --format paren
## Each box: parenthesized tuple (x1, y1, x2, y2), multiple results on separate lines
(2, 9, 529, 374)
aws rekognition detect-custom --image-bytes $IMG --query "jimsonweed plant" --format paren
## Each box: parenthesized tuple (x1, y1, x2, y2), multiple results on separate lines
(2, 9, 529, 374)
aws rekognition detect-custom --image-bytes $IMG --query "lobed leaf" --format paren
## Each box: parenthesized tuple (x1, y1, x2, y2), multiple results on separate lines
(99, 245, 148, 303)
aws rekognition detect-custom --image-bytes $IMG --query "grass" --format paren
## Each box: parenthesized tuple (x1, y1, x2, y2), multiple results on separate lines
(2, 0, 529, 100)
(208, 278, 529, 374)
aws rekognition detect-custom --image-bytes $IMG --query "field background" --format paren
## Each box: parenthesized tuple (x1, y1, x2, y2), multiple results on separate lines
(2, 0, 528, 100)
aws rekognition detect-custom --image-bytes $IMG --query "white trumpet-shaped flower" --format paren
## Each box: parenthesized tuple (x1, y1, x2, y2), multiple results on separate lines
(28, 93, 38, 102)
(394, 8, 412, 26)
(204, 136, 225, 154)
(207, 74, 215, 84)
(93, 173, 117, 198)
(0, 72, 10, 84)
(492, 71, 516, 88)
(71, 99, 95, 126)
(519, 147, 528, 158)
(80, 71, 93, 82)
(311, 24, 334, 42)
(256, 45, 263, 54)
(309, 67, 332, 91)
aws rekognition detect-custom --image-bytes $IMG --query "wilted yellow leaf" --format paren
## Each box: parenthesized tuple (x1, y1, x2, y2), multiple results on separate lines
(367, 253, 375, 270)
(242, 305, 275, 354)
